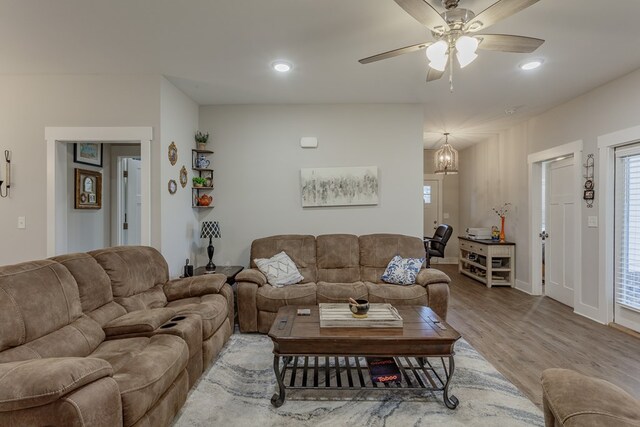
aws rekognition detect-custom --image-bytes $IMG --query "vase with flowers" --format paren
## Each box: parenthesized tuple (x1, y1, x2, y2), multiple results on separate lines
(492, 203, 512, 243)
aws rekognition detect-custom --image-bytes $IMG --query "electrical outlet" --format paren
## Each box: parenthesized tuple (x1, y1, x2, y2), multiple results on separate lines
(588, 216, 598, 228)
(443, 213, 450, 219)
(17, 216, 25, 229)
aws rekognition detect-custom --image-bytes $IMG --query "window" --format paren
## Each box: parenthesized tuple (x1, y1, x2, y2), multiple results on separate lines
(615, 147, 640, 311)
(423, 185, 431, 204)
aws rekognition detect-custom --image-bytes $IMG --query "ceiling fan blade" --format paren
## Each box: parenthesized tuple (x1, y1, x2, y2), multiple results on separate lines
(476, 34, 544, 53)
(394, 0, 450, 32)
(359, 42, 432, 64)
(464, 0, 541, 33)
(426, 67, 445, 82)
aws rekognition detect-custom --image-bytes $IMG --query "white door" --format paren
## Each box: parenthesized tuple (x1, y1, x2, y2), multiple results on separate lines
(423, 179, 440, 237)
(121, 158, 142, 246)
(545, 157, 575, 307)
(614, 145, 640, 332)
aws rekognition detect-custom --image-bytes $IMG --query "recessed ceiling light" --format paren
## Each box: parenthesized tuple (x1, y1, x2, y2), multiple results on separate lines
(520, 59, 544, 71)
(272, 61, 292, 73)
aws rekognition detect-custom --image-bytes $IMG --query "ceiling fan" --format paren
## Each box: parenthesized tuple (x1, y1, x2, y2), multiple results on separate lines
(359, 0, 545, 90)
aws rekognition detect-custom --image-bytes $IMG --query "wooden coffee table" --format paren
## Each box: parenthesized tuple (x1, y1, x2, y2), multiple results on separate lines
(268, 305, 461, 409)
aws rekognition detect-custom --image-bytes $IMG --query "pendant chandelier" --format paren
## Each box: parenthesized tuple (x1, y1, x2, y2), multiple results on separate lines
(434, 132, 458, 175)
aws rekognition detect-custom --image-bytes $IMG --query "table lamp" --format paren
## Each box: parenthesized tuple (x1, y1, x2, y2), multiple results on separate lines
(201, 221, 221, 271)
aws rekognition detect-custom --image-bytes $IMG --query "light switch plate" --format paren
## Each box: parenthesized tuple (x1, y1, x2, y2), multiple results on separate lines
(588, 216, 598, 228)
(443, 213, 450, 219)
(17, 216, 26, 229)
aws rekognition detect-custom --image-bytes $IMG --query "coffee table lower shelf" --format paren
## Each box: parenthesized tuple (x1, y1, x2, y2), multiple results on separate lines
(271, 354, 458, 409)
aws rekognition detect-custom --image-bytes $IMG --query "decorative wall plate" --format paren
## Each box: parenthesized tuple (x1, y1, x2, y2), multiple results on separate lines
(168, 179, 177, 194)
(168, 142, 178, 166)
(179, 165, 188, 188)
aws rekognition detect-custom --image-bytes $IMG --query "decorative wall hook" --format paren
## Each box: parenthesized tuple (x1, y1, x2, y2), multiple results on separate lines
(0, 150, 10, 198)
(583, 154, 594, 208)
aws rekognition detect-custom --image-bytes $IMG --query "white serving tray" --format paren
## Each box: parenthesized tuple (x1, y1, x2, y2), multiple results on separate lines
(319, 303, 403, 328)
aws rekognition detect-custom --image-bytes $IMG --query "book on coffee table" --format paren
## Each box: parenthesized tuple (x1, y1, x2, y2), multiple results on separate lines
(366, 357, 401, 383)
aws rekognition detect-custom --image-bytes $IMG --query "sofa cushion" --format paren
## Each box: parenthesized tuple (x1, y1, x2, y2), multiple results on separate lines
(381, 255, 425, 285)
(0, 357, 113, 412)
(90, 246, 169, 298)
(52, 253, 114, 314)
(360, 234, 425, 283)
(166, 294, 228, 339)
(365, 282, 429, 306)
(316, 234, 360, 283)
(316, 282, 368, 303)
(255, 251, 304, 287)
(250, 235, 317, 283)
(90, 335, 188, 427)
(115, 284, 168, 312)
(256, 283, 317, 313)
(0, 260, 83, 352)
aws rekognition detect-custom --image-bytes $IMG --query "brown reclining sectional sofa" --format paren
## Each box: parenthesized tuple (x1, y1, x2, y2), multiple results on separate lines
(0, 246, 232, 427)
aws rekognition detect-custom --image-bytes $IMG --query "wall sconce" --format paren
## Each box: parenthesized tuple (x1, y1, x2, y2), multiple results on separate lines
(0, 150, 11, 198)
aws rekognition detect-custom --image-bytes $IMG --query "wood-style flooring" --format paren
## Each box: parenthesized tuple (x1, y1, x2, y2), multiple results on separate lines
(437, 264, 640, 408)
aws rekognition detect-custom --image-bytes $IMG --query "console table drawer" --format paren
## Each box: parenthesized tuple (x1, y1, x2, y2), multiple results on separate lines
(490, 246, 511, 256)
(460, 240, 485, 254)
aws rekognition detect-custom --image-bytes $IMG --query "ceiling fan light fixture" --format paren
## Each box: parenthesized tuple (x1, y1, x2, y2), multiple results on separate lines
(426, 40, 449, 72)
(455, 36, 479, 68)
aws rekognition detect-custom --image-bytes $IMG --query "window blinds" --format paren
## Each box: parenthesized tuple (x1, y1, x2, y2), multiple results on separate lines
(615, 148, 640, 311)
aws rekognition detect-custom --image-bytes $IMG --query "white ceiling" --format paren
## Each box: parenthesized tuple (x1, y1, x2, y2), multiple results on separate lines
(2, 0, 640, 148)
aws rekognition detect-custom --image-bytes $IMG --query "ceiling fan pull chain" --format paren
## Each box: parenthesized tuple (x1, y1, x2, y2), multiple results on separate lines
(449, 51, 454, 92)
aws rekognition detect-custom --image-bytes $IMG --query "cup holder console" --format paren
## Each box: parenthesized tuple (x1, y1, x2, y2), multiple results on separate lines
(160, 322, 177, 329)
(171, 316, 187, 321)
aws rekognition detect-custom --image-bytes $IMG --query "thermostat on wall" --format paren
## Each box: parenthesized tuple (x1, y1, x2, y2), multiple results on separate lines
(300, 137, 318, 148)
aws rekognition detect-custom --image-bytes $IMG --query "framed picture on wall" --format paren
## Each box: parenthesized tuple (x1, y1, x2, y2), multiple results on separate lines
(74, 168, 102, 209)
(74, 142, 103, 167)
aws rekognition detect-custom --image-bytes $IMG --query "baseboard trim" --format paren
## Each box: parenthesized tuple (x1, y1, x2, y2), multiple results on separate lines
(609, 322, 640, 338)
(431, 257, 458, 265)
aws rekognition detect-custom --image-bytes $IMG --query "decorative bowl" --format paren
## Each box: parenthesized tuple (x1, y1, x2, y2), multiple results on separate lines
(349, 299, 370, 318)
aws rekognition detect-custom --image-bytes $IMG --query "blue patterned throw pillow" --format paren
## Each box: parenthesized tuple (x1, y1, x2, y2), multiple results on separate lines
(381, 255, 425, 285)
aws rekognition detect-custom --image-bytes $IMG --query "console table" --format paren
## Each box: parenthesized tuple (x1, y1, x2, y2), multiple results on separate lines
(458, 237, 515, 288)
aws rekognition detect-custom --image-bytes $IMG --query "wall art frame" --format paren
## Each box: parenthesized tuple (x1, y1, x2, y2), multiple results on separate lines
(74, 168, 102, 209)
(74, 142, 103, 167)
(300, 166, 379, 207)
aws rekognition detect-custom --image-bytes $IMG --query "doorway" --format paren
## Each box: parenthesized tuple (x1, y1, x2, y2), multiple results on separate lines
(544, 156, 576, 307)
(528, 140, 582, 303)
(45, 127, 152, 257)
(423, 176, 443, 240)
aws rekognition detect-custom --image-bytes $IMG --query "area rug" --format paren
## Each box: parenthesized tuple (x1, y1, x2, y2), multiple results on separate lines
(173, 334, 543, 426)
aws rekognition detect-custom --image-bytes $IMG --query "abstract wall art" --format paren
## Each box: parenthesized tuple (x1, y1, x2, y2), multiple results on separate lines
(300, 166, 379, 207)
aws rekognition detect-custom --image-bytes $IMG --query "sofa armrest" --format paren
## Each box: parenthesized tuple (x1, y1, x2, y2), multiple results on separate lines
(425, 282, 449, 321)
(103, 307, 177, 337)
(163, 274, 226, 301)
(0, 357, 113, 412)
(236, 268, 267, 286)
(416, 268, 451, 286)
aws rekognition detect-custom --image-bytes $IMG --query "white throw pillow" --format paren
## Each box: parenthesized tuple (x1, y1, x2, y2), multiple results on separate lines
(254, 251, 304, 287)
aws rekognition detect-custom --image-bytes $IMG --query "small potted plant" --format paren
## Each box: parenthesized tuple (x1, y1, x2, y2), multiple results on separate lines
(193, 176, 207, 188)
(195, 131, 209, 150)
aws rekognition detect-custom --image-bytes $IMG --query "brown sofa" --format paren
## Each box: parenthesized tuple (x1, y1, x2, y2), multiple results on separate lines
(0, 246, 232, 427)
(236, 233, 451, 333)
(542, 369, 640, 427)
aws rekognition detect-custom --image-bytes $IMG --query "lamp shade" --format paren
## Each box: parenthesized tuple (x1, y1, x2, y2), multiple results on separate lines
(434, 133, 459, 175)
(426, 40, 449, 72)
(201, 221, 221, 239)
(455, 36, 479, 68)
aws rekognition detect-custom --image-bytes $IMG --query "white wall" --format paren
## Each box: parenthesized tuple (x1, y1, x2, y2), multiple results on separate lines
(66, 143, 111, 252)
(199, 104, 424, 267)
(459, 67, 640, 323)
(160, 78, 200, 277)
(0, 75, 161, 265)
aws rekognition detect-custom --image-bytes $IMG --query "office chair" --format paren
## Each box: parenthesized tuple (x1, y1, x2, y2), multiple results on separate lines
(424, 224, 453, 267)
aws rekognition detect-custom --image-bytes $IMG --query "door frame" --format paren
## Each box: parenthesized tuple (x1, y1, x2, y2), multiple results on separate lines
(598, 124, 640, 325)
(423, 174, 443, 237)
(45, 126, 152, 256)
(527, 141, 583, 309)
